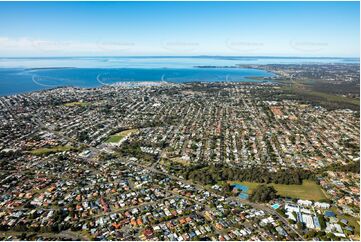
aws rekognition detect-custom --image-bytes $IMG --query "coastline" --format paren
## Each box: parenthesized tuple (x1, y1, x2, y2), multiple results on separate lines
(0, 67, 274, 97)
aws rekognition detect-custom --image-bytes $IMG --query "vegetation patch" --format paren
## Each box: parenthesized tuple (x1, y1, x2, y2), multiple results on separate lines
(249, 185, 278, 202)
(181, 164, 314, 186)
(233, 180, 326, 201)
(64, 101, 90, 107)
(116, 141, 158, 163)
(281, 82, 359, 110)
(170, 157, 191, 166)
(30, 145, 74, 155)
(331, 206, 360, 237)
(106, 129, 138, 143)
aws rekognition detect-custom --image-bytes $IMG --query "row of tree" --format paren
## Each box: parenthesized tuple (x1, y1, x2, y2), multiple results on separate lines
(181, 163, 315, 185)
(319, 161, 360, 174)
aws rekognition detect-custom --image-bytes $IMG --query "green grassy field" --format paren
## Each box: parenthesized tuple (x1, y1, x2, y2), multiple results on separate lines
(170, 157, 191, 166)
(30, 145, 74, 155)
(232, 180, 327, 201)
(64, 101, 90, 107)
(105, 129, 138, 143)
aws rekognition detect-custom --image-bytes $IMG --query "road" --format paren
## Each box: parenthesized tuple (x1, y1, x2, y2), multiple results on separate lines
(34, 117, 304, 240)
(227, 197, 305, 240)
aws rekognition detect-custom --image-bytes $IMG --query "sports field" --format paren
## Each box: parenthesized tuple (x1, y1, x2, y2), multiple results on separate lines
(106, 129, 138, 143)
(170, 157, 191, 166)
(64, 101, 90, 107)
(232, 180, 327, 201)
(30, 145, 74, 155)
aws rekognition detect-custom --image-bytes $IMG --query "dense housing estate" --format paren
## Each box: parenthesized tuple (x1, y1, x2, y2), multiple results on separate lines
(0, 64, 359, 241)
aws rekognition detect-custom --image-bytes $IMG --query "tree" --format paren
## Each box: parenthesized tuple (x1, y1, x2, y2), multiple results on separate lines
(296, 222, 304, 230)
(318, 215, 326, 230)
(249, 185, 278, 203)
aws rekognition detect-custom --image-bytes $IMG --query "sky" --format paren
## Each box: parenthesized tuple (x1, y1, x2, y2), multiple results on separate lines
(0, 1, 359, 57)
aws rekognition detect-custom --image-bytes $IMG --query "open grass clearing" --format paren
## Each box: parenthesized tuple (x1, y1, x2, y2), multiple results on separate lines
(64, 101, 90, 107)
(229, 180, 327, 201)
(105, 129, 138, 143)
(169, 157, 191, 166)
(30, 145, 74, 155)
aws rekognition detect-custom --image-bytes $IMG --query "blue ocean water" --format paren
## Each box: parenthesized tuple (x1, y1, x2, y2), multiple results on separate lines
(0, 56, 359, 69)
(0, 56, 358, 96)
(0, 67, 273, 96)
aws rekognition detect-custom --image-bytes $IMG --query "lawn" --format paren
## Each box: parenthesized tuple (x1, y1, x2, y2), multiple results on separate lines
(64, 101, 90, 107)
(231, 180, 327, 201)
(170, 157, 191, 166)
(105, 129, 138, 143)
(30, 145, 74, 155)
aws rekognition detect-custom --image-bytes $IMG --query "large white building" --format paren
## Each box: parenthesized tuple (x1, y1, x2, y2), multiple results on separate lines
(314, 202, 330, 209)
(302, 214, 315, 229)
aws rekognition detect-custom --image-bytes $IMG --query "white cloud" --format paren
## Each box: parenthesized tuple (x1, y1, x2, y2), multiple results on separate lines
(0, 36, 357, 57)
(0, 36, 141, 56)
(0, 36, 272, 56)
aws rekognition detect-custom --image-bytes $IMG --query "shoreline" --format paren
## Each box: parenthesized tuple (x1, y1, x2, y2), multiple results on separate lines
(0, 67, 274, 97)
(0, 79, 277, 98)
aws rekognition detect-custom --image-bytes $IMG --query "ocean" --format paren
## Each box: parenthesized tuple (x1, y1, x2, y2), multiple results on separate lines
(0, 56, 358, 96)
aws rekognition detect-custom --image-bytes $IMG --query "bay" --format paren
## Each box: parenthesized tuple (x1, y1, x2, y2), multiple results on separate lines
(0, 67, 273, 96)
(0, 56, 358, 96)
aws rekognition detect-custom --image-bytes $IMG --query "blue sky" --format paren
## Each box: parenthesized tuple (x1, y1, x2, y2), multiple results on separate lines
(0, 1, 359, 57)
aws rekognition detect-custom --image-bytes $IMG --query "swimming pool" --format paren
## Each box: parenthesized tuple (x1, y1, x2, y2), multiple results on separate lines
(239, 193, 249, 199)
(272, 203, 280, 209)
(232, 184, 249, 192)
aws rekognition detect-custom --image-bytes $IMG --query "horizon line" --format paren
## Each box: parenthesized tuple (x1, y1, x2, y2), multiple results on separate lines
(0, 55, 360, 59)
